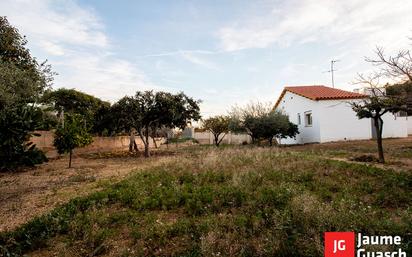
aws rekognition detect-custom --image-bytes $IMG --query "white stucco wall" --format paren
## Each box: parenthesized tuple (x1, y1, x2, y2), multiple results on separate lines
(317, 100, 371, 143)
(276, 91, 320, 144)
(275, 92, 408, 145)
(381, 114, 408, 138)
(408, 116, 412, 135)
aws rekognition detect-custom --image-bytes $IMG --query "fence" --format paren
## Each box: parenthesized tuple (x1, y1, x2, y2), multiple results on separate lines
(193, 131, 252, 145)
(30, 131, 164, 158)
(408, 116, 412, 135)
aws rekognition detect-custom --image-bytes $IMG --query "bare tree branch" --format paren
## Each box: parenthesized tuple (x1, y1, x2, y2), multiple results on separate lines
(365, 46, 412, 82)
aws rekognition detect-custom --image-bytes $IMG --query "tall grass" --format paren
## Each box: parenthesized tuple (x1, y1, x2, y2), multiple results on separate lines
(1, 147, 411, 256)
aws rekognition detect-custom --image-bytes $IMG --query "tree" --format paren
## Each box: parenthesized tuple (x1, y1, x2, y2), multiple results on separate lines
(386, 81, 412, 115)
(112, 91, 201, 157)
(202, 116, 230, 146)
(42, 88, 110, 130)
(91, 103, 118, 136)
(229, 102, 268, 144)
(351, 87, 407, 163)
(53, 114, 93, 168)
(0, 17, 53, 104)
(366, 46, 412, 82)
(229, 102, 298, 145)
(0, 17, 54, 170)
(350, 40, 411, 163)
(259, 111, 299, 146)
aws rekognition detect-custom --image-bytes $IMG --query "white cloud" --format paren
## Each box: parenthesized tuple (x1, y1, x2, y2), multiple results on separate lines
(0, 0, 158, 102)
(1, 0, 108, 51)
(136, 50, 220, 70)
(180, 51, 219, 70)
(218, 0, 412, 52)
(39, 40, 65, 56)
(54, 54, 160, 101)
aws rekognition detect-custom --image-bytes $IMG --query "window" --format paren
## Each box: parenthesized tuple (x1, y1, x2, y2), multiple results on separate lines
(305, 112, 312, 127)
(297, 113, 301, 125)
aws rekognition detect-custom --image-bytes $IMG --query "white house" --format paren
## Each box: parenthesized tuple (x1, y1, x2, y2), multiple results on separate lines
(274, 85, 409, 145)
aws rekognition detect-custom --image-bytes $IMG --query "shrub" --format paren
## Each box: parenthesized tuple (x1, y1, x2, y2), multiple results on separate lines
(54, 114, 93, 168)
(0, 105, 47, 171)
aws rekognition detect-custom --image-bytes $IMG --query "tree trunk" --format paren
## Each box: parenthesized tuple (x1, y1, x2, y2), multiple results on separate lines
(129, 130, 138, 152)
(152, 137, 158, 148)
(144, 144, 150, 157)
(214, 134, 219, 146)
(69, 149, 72, 168)
(144, 130, 150, 158)
(216, 133, 227, 147)
(374, 117, 385, 163)
(137, 128, 150, 157)
(129, 139, 138, 152)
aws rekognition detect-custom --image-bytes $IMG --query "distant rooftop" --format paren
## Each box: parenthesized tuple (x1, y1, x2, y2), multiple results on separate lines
(275, 85, 367, 108)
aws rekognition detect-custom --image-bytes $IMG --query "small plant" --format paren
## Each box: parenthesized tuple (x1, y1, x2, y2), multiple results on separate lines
(53, 114, 93, 168)
(350, 154, 380, 163)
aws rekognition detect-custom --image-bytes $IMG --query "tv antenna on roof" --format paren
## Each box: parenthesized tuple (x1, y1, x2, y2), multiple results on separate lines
(323, 59, 340, 88)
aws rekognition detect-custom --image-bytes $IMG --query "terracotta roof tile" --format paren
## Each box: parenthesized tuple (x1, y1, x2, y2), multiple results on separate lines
(274, 85, 367, 108)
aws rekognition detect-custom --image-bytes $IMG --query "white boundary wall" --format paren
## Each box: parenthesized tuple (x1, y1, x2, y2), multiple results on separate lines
(193, 132, 252, 145)
(31, 131, 164, 157)
(408, 116, 412, 135)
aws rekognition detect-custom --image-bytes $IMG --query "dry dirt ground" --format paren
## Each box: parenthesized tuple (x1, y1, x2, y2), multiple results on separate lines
(0, 151, 177, 232)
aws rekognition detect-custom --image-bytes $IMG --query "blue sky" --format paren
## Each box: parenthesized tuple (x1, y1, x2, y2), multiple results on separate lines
(1, 0, 412, 117)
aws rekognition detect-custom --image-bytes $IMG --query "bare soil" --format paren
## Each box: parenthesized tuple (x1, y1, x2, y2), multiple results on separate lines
(0, 151, 176, 232)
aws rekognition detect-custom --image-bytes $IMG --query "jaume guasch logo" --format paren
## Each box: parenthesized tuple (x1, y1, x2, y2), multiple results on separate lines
(324, 232, 407, 257)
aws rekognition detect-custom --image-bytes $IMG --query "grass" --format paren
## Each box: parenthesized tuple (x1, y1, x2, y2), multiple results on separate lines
(291, 137, 412, 165)
(0, 146, 411, 256)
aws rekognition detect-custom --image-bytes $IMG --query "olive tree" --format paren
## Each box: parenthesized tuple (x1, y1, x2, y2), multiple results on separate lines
(112, 91, 201, 157)
(202, 115, 230, 146)
(229, 102, 298, 145)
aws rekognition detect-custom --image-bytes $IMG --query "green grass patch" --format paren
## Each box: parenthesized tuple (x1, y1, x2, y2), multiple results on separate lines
(1, 147, 411, 256)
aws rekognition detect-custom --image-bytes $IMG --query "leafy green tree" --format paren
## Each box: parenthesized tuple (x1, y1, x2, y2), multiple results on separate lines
(386, 81, 412, 115)
(229, 102, 298, 145)
(0, 17, 54, 170)
(0, 17, 53, 105)
(202, 115, 230, 146)
(113, 91, 201, 157)
(42, 88, 110, 130)
(258, 111, 299, 146)
(92, 103, 118, 136)
(53, 114, 93, 168)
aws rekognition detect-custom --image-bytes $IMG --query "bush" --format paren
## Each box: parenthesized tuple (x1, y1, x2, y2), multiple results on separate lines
(54, 114, 93, 168)
(350, 154, 380, 163)
(0, 105, 47, 171)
